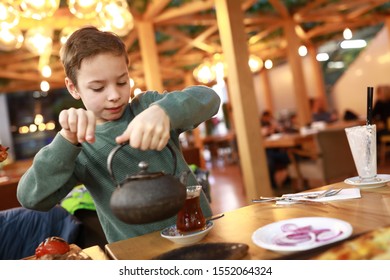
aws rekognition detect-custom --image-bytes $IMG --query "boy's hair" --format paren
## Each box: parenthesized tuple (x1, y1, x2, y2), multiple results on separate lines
(60, 26, 129, 87)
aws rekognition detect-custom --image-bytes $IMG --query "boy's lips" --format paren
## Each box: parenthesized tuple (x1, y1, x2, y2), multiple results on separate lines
(106, 105, 123, 113)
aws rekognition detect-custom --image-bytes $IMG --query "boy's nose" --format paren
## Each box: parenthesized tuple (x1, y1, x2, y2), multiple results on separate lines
(108, 89, 121, 101)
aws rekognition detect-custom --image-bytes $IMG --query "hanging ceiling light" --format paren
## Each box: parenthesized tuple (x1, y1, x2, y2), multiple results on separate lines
(19, 0, 60, 20)
(298, 45, 308, 57)
(193, 53, 264, 83)
(24, 26, 53, 55)
(264, 59, 273, 69)
(0, 26, 24, 51)
(68, 0, 103, 19)
(0, 2, 19, 29)
(193, 61, 216, 84)
(248, 54, 263, 73)
(99, 0, 134, 37)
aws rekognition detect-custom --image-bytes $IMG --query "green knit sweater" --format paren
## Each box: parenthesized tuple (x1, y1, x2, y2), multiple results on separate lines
(17, 86, 220, 243)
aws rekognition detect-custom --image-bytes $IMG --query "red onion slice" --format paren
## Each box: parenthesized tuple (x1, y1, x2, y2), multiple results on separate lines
(273, 223, 343, 247)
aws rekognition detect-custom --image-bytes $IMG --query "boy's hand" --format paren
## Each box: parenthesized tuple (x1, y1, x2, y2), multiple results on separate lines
(59, 108, 96, 145)
(116, 105, 170, 151)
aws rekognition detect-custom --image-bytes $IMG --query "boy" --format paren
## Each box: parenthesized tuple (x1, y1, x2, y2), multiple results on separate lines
(17, 26, 220, 243)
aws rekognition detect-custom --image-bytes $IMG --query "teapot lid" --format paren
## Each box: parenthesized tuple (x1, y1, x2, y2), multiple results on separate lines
(128, 161, 165, 180)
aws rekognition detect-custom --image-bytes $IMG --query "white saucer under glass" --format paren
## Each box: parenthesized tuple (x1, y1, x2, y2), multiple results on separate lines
(344, 174, 390, 188)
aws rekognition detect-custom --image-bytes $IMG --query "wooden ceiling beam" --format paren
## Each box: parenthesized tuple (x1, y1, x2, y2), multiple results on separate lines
(268, 0, 291, 19)
(243, 15, 281, 26)
(154, 0, 214, 23)
(0, 51, 37, 66)
(248, 24, 282, 45)
(155, 14, 216, 26)
(165, 25, 219, 55)
(294, 0, 329, 19)
(143, 0, 171, 21)
(305, 17, 384, 39)
(347, 0, 390, 19)
(241, 0, 258, 12)
(124, 29, 138, 50)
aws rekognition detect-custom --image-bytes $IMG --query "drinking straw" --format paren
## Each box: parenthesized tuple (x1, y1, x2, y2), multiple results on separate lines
(366, 86, 373, 125)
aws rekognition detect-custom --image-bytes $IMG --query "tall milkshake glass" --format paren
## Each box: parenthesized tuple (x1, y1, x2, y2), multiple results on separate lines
(344, 124, 377, 182)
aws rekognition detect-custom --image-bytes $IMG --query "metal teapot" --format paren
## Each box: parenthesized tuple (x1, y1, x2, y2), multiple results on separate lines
(107, 143, 187, 224)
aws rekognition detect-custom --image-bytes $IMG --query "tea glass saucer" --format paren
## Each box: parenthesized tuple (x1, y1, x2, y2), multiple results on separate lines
(344, 174, 390, 189)
(160, 221, 213, 245)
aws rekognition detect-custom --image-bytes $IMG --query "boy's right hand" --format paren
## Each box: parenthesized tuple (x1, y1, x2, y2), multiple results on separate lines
(59, 108, 96, 145)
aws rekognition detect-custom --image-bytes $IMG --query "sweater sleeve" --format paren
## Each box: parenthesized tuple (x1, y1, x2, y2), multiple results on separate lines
(17, 133, 82, 211)
(151, 85, 221, 130)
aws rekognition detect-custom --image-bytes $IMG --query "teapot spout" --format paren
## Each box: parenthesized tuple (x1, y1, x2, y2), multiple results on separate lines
(179, 170, 191, 185)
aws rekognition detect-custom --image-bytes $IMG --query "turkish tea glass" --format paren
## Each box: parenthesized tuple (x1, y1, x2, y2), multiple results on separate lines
(176, 185, 206, 233)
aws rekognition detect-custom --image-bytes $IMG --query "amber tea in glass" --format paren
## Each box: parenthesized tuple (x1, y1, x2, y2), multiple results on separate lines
(176, 185, 206, 233)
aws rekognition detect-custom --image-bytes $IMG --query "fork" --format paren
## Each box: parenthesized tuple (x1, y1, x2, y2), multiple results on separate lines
(251, 188, 343, 203)
(303, 188, 343, 199)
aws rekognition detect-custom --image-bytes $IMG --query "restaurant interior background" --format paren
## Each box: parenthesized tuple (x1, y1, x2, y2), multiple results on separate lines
(0, 0, 390, 172)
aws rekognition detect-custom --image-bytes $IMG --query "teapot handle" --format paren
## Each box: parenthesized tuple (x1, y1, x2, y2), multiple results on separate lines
(107, 142, 177, 185)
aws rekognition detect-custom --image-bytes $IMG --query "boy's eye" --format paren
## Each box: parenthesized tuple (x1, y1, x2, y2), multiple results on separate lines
(118, 81, 127, 86)
(92, 87, 104, 92)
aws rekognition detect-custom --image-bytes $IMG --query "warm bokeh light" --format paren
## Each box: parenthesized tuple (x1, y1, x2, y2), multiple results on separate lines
(24, 26, 53, 55)
(264, 59, 273, 69)
(193, 62, 216, 84)
(34, 114, 44, 125)
(340, 39, 367, 49)
(38, 123, 46, 131)
(68, 0, 103, 19)
(46, 121, 56, 130)
(343, 28, 353, 40)
(248, 55, 263, 73)
(19, 0, 60, 20)
(99, 0, 134, 37)
(29, 124, 38, 133)
(0, 2, 19, 29)
(133, 88, 142, 96)
(298, 45, 308, 57)
(41, 65, 52, 78)
(0, 26, 24, 51)
(19, 126, 29, 134)
(129, 78, 135, 88)
(316, 53, 329, 61)
(40, 80, 50, 92)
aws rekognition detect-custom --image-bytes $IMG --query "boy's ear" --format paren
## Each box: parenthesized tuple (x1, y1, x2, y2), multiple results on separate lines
(65, 77, 80, 99)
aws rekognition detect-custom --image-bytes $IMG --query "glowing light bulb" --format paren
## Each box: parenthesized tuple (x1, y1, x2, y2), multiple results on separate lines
(298, 45, 308, 57)
(40, 80, 50, 92)
(20, 0, 60, 20)
(41, 65, 52, 78)
(264, 59, 273, 69)
(68, 0, 102, 19)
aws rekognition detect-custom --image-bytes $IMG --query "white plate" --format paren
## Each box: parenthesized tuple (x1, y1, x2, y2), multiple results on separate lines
(252, 217, 352, 253)
(344, 174, 390, 189)
(161, 221, 213, 245)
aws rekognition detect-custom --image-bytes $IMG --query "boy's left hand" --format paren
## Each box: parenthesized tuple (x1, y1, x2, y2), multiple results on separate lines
(116, 105, 170, 151)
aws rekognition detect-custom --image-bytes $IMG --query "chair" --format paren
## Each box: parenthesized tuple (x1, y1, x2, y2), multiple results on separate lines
(0, 205, 81, 260)
(287, 128, 357, 189)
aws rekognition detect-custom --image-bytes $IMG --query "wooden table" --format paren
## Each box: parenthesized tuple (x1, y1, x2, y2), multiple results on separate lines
(201, 132, 238, 163)
(263, 133, 314, 149)
(105, 182, 390, 260)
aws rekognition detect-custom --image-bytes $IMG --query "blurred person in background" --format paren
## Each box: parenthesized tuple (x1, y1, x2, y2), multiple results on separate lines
(260, 110, 290, 189)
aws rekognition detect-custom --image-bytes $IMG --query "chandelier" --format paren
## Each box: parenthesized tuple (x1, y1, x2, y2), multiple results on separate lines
(193, 53, 264, 84)
(0, 0, 134, 52)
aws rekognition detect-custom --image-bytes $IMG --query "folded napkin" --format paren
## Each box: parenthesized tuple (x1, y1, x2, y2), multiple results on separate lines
(276, 188, 361, 205)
